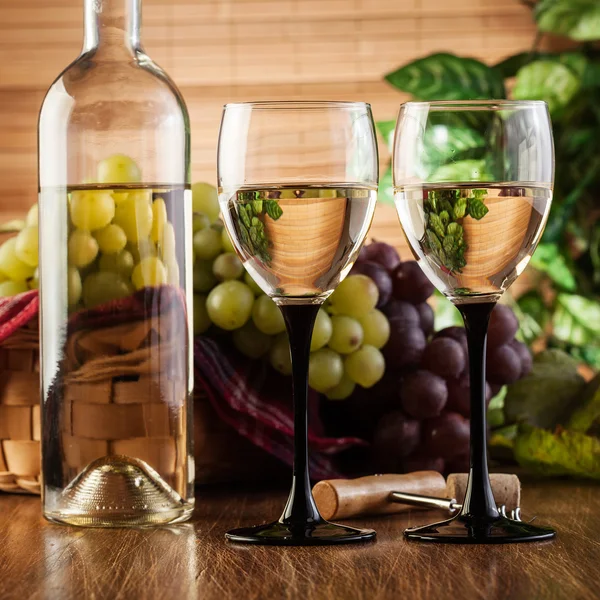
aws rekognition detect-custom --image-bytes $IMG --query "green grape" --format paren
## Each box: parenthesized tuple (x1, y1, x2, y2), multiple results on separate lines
(0, 271, 7, 284)
(68, 230, 99, 268)
(325, 374, 356, 401)
(70, 190, 115, 231)
(28, 268, 39, 290)
(251, 294, 285, 335)
(233, 321, 272, 359)
(192, 212, 211, 233)
(67, 266, 82, 306)
(98, 249, 135, 278)
(132, 256, 168, 290)
(192, 182, 220, 223)
(358, 309, 390, 349)
(0, 238, 36, 281)
(193, 260, 217, 292)
(211, 219, 224, 233)
(328, 315, 364, 354)
(193, 294, 211, 335)
(344, 345, 385, 388)
(328, 275, 379, 318)
(193, 227, 222, 260)
(309, 349, 343, 393)
(128, 239, 156, 263)
(310, 309, 332, 351)
(269, 333, 292, 376)
(221, 228, 236, 253)
(160, 221, 177, 263)
(244, 270, 263, 296)
(94, 224, 127, 254)
(212, 252, 244, 281)
(206, 280, 254, 330)
(113, 190, 153, 243)
(97, 154, 142, 184)
(26, 204, 38, 227)
(14, 226, 39, 267)
(150, 197, 167, 243)
(0, 280, 29, 297)
(82, 271, 134, 308)
(165, 259, 180, 286)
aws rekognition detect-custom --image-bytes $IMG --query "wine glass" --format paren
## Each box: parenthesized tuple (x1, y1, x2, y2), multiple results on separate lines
(217, 101, 378, 545)
(393, 100, 556, 543)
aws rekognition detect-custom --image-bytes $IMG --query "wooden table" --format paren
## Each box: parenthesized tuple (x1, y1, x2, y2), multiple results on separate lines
(0, 480, 598, 600)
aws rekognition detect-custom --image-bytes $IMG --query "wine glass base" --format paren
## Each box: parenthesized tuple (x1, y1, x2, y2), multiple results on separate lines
(405, 514, 556, 544)
(226, 520, 376, 546)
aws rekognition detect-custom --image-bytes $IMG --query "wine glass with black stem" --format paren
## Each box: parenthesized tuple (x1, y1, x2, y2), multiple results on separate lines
(217, 101, 378, 545)
(393, 100, 556, 543)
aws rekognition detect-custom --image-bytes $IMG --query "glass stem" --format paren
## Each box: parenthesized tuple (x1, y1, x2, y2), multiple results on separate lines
(278, 303, 323, 526)
(457, 301, 499, 520)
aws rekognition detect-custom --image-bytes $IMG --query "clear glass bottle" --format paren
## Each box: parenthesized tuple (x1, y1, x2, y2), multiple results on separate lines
(38, 0, 194, 526)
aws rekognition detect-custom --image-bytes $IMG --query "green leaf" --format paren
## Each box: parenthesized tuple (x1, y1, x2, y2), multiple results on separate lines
(467, 198, 488, 220)
(567, 374, 600, 433)
(378, 164, 394, 205)
(529, 243, 577, 291)
(504, 349, 586, 429)
(494, 52, 553, 78)
(535, 0, 600, 42)
(385, 53, 506, 100)
(423, 125, 485, 167)
(514, 423, 600, 479)
(515, 290, 550, 343)
(376, 120, 395, 152)
(432, 290, 463, 329)
(552, 293, 600, 347)
(264, 200, 283, 220)
(513, 60, 581, 114)
(429, 160, 489, 183)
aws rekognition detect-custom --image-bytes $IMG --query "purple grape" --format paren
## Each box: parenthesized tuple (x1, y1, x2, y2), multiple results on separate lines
(487, 344, 521, 384)
(372, 411, 421, 471)
(403, 453, 445, 474)
(383, 326, 426, 370)
(400, 370, 448, 419)
(488, 381, 503, 398)
(360, 241, 401, 271)
(350, 260, 392, 307)
(509, 339, 533, 378)
(446, 375, 493, 418)
(421, 337, 466, 380)
(422, 411, 470, 459)
(381, 300, 420, 328)
(415, 302, 434, 336)
(392, 261, 435, 304)
(433, 326, 469, 358)
(446, 452, 470, 474)
(488, 304, 519, 348)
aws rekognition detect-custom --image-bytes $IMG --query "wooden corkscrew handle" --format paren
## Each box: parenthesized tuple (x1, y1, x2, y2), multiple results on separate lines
(313, 472, 521, 520)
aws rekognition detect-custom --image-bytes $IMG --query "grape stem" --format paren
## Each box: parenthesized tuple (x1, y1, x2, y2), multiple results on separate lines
(278, 303, 324, 528)
(457, 301, 499, 521)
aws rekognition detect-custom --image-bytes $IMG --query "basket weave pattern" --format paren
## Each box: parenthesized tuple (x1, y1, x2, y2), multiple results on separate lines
(0, 318, 41, 494)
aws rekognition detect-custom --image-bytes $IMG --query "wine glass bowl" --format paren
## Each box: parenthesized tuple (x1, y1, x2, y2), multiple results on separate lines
(393, 100, 556, 543)
(217, 101, 378, 545)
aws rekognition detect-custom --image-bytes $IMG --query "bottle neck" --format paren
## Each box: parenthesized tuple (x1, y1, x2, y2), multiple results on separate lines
(83, 0, 141, 54)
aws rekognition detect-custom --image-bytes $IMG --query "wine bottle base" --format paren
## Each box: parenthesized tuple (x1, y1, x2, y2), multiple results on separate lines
(404, 514, 556, 544)
(226, 520, 376, 546)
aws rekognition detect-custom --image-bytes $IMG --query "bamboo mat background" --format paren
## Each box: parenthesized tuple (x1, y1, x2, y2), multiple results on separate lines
(0, 0, 541, 247)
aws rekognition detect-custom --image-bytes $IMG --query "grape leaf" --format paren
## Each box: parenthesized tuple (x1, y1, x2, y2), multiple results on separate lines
(429, 160, 489, 183)
(535, 0, 600, 42)
(467, 198, 488, 220)
(552, 293, 600, 346)
(376, 120, 395, 152)
(529, 243, 577, 291)
(385, 53, 506, 100)
(494, 52, 553, 78)
(504, 349, 586, 429)
(265, 200, 283, 220)
(515, 290, 550, 344)
(378, 165, 394, 205)
(512, 60, 581, 114)
(514, 424, 600, 479)
(423, 125, 486, 167)
(567, 374, 600, 434)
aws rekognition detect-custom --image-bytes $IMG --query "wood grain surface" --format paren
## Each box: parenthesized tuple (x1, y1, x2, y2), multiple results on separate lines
(0, 479, 598, 600)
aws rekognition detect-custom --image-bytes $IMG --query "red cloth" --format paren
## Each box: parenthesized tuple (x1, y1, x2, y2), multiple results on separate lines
(0, 289, 363, 480)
